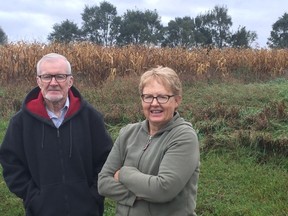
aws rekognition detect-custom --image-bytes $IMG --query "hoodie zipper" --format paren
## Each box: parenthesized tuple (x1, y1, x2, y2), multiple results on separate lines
(143, 135, 152, 151)
(57, 128, 66, 183)
(137, 135, 152, 169)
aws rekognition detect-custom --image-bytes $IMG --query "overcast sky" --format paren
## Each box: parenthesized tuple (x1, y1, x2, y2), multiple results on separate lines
(1, 0, 287, 48)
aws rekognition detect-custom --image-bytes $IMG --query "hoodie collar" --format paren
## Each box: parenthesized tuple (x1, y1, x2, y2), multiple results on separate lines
(143, 112, 187, 135)
(25, 86, 81, 119)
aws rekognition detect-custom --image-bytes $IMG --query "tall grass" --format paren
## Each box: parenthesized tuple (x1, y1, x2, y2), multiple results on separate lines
(1, 43, 288, 85)
(1, 79, 288, 215)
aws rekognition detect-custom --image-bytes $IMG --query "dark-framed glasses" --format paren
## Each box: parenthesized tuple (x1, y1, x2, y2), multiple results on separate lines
(141, 94, 175, 104)
(38, 74, 72, 83)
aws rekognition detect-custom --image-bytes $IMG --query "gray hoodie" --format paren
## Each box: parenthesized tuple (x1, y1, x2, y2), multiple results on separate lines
(98, 112, 200, 216)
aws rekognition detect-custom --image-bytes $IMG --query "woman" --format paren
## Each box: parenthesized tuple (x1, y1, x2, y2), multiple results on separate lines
(98, 66, 200, 216)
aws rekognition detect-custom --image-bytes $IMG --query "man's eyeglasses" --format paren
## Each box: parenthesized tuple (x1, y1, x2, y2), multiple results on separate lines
(38, 74, 72, 83)
(141, 94, 175, 104)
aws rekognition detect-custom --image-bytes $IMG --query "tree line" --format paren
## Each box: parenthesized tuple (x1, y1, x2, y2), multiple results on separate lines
(1, 1, 288, 48)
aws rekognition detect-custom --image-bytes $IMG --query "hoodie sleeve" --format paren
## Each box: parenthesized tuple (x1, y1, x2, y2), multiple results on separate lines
(98, 128, 137, 207)
(118, 126, 200, 203)
(0, 115, 39, 206)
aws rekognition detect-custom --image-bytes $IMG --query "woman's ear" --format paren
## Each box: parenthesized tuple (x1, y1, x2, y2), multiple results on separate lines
(175, 95, 182, 108)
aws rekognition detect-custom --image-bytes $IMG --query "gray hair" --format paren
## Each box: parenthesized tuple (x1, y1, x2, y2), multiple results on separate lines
(139, 66, 182, 96)
(36, 53, 72, 75)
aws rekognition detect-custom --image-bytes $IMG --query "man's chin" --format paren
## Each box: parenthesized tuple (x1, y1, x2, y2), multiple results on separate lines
(45, 95, 64, 103)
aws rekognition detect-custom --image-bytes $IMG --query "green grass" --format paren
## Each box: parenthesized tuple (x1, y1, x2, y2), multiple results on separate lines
(1, 148, 287, 216)
(1, 79, 288, 215)
(0, 177, 24, 215)
(197, 148, 288, 216)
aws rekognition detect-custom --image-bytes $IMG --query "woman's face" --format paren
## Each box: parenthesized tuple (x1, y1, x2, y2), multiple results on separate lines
(141, 78, 181, 131)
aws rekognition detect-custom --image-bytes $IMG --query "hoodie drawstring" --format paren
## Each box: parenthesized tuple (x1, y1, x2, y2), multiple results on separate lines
(41, 123, 45, 149)
(69, 121, 73, 158)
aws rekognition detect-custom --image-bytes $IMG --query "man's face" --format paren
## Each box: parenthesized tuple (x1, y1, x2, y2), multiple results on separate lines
(37, 58, 73, 105)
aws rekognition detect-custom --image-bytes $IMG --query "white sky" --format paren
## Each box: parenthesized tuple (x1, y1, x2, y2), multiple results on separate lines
(1, 0, 287, 48)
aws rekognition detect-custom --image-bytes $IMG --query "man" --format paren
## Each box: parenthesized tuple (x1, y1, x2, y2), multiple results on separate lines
(0, 53, 113, 216)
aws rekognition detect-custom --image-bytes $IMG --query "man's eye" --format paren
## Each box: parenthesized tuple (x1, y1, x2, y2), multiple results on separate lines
(42, 75, 51, 79)
(145, 96, 153, 99)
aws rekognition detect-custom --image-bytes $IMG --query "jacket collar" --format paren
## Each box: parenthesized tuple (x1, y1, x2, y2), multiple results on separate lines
(25, 86, 81, 119)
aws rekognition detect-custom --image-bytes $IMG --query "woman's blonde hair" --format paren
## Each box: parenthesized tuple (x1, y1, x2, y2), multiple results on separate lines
(139, 66, 182, 96)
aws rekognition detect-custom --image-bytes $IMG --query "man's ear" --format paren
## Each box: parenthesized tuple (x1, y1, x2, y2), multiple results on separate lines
(36, 76, 41, 88)
(68, 76, 74, 88)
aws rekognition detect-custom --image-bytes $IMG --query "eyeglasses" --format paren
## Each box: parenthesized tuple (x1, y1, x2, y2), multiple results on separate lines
(38, 74, 72, 83)
(141, 94, 175, 104)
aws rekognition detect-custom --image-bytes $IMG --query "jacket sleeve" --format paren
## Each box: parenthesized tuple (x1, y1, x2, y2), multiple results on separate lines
(118, 127, 200, 203)
(0, 116, 39, 205)
(98, 129, 137, 207)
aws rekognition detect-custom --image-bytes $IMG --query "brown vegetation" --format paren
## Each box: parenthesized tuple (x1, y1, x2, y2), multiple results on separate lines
(1, 43, 288, 157)
(1, 42, 288, 85)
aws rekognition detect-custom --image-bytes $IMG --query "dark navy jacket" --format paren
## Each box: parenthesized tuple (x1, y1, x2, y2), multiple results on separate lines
(0, 86, 113, 216)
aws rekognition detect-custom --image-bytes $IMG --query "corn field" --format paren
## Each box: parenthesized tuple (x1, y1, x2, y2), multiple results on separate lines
(1, 42, 288, 85)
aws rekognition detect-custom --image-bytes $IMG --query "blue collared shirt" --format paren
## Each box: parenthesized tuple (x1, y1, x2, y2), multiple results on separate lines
(46, 98, 70, 128)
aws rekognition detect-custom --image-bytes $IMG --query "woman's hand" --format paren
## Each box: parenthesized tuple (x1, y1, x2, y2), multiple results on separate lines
(114, 170, 120, 182)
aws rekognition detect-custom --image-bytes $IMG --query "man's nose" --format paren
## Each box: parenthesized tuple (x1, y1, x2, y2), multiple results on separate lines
(50, 77, 58, 84)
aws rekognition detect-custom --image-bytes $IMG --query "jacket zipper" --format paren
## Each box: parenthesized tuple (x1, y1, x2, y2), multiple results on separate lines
(136, 136, 152, 169)
(143, 135, 152, 151)
(57, 128, 70, 215)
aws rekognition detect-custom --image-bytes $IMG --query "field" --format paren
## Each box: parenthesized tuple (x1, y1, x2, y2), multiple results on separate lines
(1, 42, 288, 86)
(0, 43, 288, 215)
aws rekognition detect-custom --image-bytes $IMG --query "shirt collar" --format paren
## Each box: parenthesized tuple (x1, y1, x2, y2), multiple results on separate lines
(46, 97, 70, 118)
